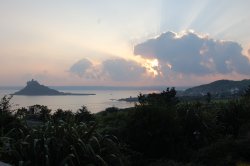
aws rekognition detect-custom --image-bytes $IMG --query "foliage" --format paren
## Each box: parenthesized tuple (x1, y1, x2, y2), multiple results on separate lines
(0, 121, 125, 165)
(0, 95, 25, 137)
(52, 109, 75, 123)
(75, 106, 95, 123)
(96, 88, 250, 165)
(0, 97, 125, 166)
(0, 95, 13, 114)
(206, 92, 211, 103)
(195, 138, 250, 166)
(2, 86, 250, 166)
(242, 85, 250, 99)
(28, 105, 52, 122)
(138, 87, 178, 106)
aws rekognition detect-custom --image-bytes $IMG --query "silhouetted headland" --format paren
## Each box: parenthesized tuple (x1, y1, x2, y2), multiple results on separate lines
(118, 96, 138, 102)
(183, 79, 250, 96)
(13, 79, 95, 96)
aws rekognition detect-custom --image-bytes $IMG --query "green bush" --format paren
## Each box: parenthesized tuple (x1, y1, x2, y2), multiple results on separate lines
(0, 121, 125, 166)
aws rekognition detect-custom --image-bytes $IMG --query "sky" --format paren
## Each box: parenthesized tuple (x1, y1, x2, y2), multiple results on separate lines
(0, 0, 250, 86)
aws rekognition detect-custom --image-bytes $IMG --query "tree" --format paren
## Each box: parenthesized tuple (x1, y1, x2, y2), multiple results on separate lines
(206, 92, 211, 103)
(52, 109, 75, 123)
(15, 107, 28, 119)
(0, 95, 13, 115)
(138, 88, 179, 106)
(0, 95, 23, 137)
(75, 105, 95, 123)
(28, 105, 51, 121)
(242, 85, 250, 98)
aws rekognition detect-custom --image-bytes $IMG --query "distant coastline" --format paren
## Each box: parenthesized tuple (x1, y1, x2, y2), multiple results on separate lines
(13, 93, 96, 96)
(13, 79, 96, 96)
(0, 85, 189, 91)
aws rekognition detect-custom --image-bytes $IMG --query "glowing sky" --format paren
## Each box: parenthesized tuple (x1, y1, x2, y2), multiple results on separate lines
(0, 0, 250, 86)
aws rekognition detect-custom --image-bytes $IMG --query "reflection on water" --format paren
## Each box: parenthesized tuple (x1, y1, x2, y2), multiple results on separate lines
(0, 89, 157, 113)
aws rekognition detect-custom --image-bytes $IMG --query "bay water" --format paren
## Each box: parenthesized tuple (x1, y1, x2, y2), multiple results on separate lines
(0, 88, 158, 113)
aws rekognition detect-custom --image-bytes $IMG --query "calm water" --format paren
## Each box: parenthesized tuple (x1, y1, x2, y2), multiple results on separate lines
(0, 89, 158, 113)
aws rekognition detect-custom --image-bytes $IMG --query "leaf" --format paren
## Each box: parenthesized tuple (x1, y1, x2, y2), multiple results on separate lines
(70, 145, 80, 165)
(90, 136, 101, 153)
(24, 135, 31, 141)
(77, 139, 87, 154)
(4, 128, 16, 137)
(59, 153, 75, 166)
(95, 155, 108, 166)
(45, 155, 50, 166)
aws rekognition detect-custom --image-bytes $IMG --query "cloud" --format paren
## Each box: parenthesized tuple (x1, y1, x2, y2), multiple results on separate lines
(69, 59, 93, 77)
(134, 31, 250, 76)
(69, 58, 146, 82)
(102, 58, 146, 81)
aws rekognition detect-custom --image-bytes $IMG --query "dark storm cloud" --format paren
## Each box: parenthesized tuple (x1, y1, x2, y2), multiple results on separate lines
(102, 58, 146, 81)
(69, 59, 93, 77)
(134, 31, 250, 75)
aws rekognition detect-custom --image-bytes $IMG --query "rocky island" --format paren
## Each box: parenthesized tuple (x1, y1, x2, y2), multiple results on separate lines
(13, 79, 95, 96)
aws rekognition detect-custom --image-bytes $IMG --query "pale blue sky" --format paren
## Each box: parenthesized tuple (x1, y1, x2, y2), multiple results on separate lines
(0, 0, 250, 86)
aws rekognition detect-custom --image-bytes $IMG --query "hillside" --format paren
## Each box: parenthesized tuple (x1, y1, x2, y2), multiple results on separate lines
(184, 79, 250, 96)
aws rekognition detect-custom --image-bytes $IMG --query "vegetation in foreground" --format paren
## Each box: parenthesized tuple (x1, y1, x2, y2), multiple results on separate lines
(1, 86, 250, 165)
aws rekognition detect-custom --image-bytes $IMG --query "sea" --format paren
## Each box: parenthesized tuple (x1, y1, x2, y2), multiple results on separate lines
(0, 86, 166, 113)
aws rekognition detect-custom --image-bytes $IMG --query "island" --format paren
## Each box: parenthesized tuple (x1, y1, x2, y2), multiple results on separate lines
(13, 79, 96, 96)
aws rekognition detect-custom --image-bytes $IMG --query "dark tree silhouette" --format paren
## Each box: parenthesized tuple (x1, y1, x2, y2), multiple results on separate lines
(75, 105, 95, 123)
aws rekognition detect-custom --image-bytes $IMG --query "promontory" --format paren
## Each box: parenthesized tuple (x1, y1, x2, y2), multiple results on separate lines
(13, 80, 95, 96)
